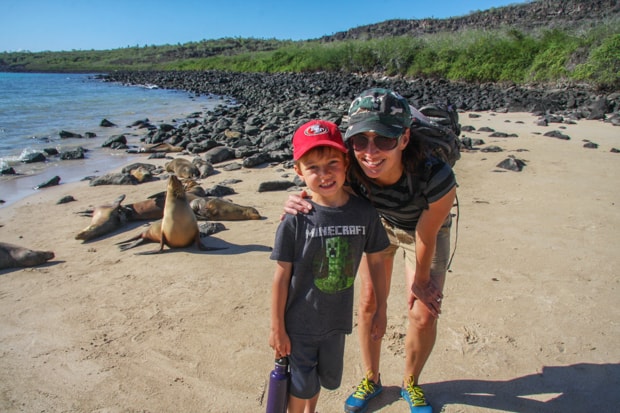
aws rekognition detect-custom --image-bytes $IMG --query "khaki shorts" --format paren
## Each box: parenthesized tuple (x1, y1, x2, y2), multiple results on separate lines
(381, 215, 452, 280)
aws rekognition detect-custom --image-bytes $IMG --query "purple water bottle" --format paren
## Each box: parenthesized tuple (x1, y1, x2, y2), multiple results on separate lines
(266, 357, 289, 413)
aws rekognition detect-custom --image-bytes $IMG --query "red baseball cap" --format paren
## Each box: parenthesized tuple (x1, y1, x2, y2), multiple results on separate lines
(292, 120, 347, 160)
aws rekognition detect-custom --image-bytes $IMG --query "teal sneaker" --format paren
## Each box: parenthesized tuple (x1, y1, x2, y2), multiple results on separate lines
(344, 373, 382, 413)
(401, 375, 432, 412)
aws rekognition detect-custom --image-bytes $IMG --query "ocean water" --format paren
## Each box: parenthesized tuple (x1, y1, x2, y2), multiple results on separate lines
(0, 72, 225, 207)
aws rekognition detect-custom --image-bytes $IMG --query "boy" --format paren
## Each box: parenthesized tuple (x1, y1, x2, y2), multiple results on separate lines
(269, 119, 390, 413)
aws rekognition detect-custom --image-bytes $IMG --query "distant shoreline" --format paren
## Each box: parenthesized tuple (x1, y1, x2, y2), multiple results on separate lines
(3, 70, 618, 207)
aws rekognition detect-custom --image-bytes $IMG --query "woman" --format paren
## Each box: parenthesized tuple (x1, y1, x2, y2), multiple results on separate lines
(284, 88, 457, 413)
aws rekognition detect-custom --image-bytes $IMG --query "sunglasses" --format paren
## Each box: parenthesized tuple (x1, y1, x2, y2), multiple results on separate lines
(349, 134, 400, 152)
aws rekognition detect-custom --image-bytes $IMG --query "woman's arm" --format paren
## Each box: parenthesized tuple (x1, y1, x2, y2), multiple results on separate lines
(409, 186, 457, 316)
(365, 251, 388, 341)
(282, 186, 356, 218)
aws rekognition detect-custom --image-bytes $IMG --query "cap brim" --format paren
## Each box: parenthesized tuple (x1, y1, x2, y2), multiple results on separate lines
(344, 119, 404, 141)
(293, 140, 348, 160)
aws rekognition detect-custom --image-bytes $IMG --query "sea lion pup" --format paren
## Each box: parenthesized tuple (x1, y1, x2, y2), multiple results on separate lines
(75, 194, 127, 241)
(116, 175, 220, 254)
(164, 158, 200, 179)
(190, 197, 262, 221)
(139, 142, 184, 153)
(0, 242, 55, 270)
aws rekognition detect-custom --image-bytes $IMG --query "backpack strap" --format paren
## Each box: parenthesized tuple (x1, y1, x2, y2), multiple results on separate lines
(408, 160, 459, 271)
(406, 160, 433, 209)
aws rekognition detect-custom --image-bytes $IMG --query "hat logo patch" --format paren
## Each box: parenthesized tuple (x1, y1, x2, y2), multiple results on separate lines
(304, 124, 329, 136)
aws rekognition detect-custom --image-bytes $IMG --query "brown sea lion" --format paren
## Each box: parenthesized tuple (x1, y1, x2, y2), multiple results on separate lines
(128, 166, 154, 183)
(139, 142, 183, 153)
(182, 179, 208, 202)
(75, 194, 127, 241)
(190, 197, 262, 221)
(117, 175, 219, 254)
(165, 158, 200, 179)
(0, 242, 54, 270)
(148, 179, 206, 203)
(123, 197, 165, 221)
(76, 194, 164, 226)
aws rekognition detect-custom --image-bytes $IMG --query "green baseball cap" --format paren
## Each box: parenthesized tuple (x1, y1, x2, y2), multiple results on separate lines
(344, 88, 412, 141)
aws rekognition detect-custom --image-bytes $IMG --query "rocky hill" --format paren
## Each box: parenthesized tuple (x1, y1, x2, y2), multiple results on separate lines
(320, 0, 620, 41)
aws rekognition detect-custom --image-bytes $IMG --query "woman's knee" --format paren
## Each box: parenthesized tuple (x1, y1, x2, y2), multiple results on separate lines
(408, 303, 438, 329)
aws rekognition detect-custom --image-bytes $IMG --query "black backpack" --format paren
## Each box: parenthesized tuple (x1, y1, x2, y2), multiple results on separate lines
(410, 102, 461, 270)
(413, 103, 462, 167)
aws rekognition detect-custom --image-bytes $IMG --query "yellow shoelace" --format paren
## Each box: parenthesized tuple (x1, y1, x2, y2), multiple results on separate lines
(353, 377, 377, 399)
(403, 377, 427, 407)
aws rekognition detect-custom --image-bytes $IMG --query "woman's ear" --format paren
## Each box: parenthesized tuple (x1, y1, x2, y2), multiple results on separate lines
(399, 129, 410, 149)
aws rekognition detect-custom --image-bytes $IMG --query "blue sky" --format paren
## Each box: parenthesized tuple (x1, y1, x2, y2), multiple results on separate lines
(1, 0, 530, 52)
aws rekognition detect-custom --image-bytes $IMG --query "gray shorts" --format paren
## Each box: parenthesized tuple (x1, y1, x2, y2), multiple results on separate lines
(288, 333, 345, 399)
(381, 215, 452, 285)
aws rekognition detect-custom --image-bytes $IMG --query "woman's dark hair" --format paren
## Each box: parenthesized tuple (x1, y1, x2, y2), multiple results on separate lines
(346, 128, 428, 195)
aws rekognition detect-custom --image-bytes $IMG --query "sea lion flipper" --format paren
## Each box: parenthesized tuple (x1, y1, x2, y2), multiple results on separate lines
(133, 248, 164, 255)
(196, 233, 226, 251)
(75, 208, 95, 217)
(112, 194, 126, 207)
(132, 233, 167, 255)
(117, 237, 145, 251)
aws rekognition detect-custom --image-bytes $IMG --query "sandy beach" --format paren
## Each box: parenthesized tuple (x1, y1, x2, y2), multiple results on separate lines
(0, 111, 618, 412)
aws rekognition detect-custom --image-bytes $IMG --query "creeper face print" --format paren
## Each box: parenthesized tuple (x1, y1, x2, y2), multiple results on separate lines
(313, 236, 355, 293)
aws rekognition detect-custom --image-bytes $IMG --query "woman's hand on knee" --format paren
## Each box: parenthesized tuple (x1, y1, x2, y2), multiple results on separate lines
(409, 278, 443, 318)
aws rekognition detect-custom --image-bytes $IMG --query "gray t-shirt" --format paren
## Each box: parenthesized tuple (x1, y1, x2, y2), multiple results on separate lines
(270, 196, 389, 339)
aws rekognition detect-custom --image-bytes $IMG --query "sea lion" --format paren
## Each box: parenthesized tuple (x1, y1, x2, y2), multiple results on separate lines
(182, 179, 208, 202)
(75, 194, 127, 241)
(0, 242, 55, 270)
(190, 197, 262, 221)
(139, 142, 184, 153)
(123, 197, 165, 221)
(76, 194, 165, 225)
(165, 158, 200, 179)
(129, 166, 153, 183)
(117, 175, 219, 254)
(149, 179, 206, 203)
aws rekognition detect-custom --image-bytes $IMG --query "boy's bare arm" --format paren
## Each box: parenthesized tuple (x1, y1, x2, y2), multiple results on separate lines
(269, 261, 293, 357)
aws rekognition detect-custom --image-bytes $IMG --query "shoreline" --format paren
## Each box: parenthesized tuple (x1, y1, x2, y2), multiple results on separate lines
(0, 73, 230, 208)
(1, 110, 619, 412)
(4, 70, 618, 208)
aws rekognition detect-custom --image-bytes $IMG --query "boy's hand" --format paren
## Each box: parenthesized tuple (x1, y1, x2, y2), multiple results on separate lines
(269, 330, 291, 358)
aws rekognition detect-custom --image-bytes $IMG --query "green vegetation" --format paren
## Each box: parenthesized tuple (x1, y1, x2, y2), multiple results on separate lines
(1, 21, 618, 90)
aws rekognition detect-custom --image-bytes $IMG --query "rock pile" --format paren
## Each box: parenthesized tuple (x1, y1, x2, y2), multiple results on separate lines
(320, 0, 620, 41)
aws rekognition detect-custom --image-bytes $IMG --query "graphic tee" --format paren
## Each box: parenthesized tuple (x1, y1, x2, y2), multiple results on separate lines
(271, 196, 389, 339)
